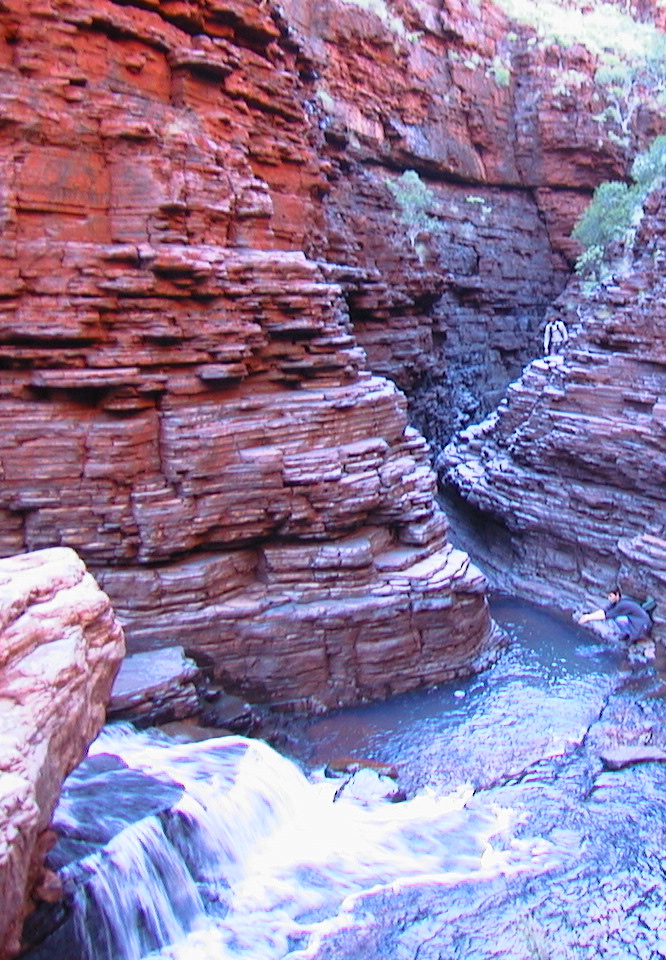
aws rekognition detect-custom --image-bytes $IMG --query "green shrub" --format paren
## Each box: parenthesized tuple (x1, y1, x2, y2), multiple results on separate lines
(493, 0, 663, 64)
(385, 170, 441, 247)
(573, 180, 634, 252)
(572, 135, 666, 278)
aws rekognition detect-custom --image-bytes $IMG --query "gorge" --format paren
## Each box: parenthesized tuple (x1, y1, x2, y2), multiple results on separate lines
(3, 0, 666, 957)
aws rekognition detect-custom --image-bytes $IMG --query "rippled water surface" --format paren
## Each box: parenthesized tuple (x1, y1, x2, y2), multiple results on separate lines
(281, 595, 622, 794)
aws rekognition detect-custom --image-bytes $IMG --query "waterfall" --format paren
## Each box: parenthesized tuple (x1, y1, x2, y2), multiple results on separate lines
(70, 817, 205, 960)
(44, 723, 556, 960)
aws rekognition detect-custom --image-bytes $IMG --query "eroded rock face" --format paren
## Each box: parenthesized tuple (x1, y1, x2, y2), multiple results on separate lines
(0, 0, 505, 710)
(0, 547, 125, 960)
(442, 186, 666, 638)
(285, 0, 665, 443)
(2, 0, 659, 706)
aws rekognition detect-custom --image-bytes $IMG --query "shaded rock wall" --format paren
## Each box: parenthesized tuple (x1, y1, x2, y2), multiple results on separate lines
(0, 547, 125, 960)
(0, 0, 504, 710)
(442, 184, 666, 636)
(284, 0, 662, 444)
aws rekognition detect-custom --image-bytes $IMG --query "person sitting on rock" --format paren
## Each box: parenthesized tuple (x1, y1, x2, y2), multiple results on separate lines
(578, 587, 652, 645)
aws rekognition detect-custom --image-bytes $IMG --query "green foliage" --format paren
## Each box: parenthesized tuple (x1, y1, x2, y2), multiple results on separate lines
(490, 57, 512, 87)
(573, 181, 633, 252)
(631, 133, 666, 187)
(493, 0, 664, 64)
(592, 34, 666, 141)
(572, 135, 666, 278)
(385, 170, 441, 248)
(552, 68, 589, 98)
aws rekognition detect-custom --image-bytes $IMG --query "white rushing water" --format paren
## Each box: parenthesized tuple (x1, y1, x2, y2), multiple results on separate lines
(55, 723, 559, 960)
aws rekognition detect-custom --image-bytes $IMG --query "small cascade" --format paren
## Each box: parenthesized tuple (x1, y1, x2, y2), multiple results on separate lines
(37, 723, 555, 960)
(70, 817, 205, 960)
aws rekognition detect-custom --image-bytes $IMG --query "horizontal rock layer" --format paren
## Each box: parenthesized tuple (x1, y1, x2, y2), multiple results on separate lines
(287, 0, 666, 446)
(0, 547, 125, 960)
(107, 646, 201, 726)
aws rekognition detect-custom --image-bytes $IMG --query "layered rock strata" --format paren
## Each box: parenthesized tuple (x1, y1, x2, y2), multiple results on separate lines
(285, 0, 665, 444)
(442, 186, 666, 639)
(0, 0, 503, 710)
(0, 547, 125, 960)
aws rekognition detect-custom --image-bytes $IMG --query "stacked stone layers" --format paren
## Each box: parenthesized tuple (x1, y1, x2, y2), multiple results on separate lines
(284, 0, 666, 446)
(0, 1, 502, 710)
(442, 188, 666, 635)
(0, 547, 125, 960)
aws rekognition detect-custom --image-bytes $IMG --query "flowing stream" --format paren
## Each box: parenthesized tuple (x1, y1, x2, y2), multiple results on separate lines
(26, 597, 666, 960)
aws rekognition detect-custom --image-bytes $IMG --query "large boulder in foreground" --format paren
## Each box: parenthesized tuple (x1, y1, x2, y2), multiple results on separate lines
(0, 548, 125, 960)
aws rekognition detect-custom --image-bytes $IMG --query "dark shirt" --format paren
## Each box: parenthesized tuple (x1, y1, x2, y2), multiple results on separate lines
(605, 598, 652, 640)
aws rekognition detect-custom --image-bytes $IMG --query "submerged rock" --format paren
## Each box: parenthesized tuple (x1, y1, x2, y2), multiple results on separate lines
(324, 756, 399, 780)
(333, 768, 407, 804)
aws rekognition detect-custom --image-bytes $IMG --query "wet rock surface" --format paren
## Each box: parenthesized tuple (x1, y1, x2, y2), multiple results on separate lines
(46, 753, 185, 870)
(107, 647, 202, 727)
(277, 598, 666, 960)
(19, 596, 666, 960)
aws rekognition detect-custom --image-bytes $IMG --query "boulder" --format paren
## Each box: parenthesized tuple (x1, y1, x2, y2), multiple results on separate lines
(0, 548, 125, 960)
(107, 647, 201, 727)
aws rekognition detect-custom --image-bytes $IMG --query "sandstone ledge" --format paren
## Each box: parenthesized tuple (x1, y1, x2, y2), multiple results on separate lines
(99, 542, 505, 711)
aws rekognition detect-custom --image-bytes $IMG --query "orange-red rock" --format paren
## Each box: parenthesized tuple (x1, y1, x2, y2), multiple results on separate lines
(0, 0, 511, 713)
(443, 185, 666, 639)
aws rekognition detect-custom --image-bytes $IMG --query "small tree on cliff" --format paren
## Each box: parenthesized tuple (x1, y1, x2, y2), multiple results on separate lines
(385, 170, 441, 252)
(593, 30, 666, 148)
(573, 134, 666, 280)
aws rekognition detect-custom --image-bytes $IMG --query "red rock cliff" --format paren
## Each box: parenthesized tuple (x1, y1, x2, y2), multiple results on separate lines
(443, 182, 666, 636)
(2, 0, 662, 701)
(0, 0, 509, 710)
(280, 0, 664, 443)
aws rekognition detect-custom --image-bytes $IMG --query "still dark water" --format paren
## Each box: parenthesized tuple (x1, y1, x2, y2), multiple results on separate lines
(29, 597, 666, 960)
(281, 596, 622, 796)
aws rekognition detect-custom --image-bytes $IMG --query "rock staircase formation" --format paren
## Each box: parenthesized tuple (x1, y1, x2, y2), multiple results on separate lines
(443, 187, 666, 637)
(2, 0, 662, 701)
(0, 0, 504, 710)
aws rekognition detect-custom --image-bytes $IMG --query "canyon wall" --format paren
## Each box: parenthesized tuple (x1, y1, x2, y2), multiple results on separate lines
(283, 0, 659, 444)
(0, 0, 513, 710)
(443, 183, 666, 635)
(0, 547, 125, 960)
(1, 0, 663, 703)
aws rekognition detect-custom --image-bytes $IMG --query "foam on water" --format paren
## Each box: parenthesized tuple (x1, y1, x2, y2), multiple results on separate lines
(64, 723, 558, 960)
